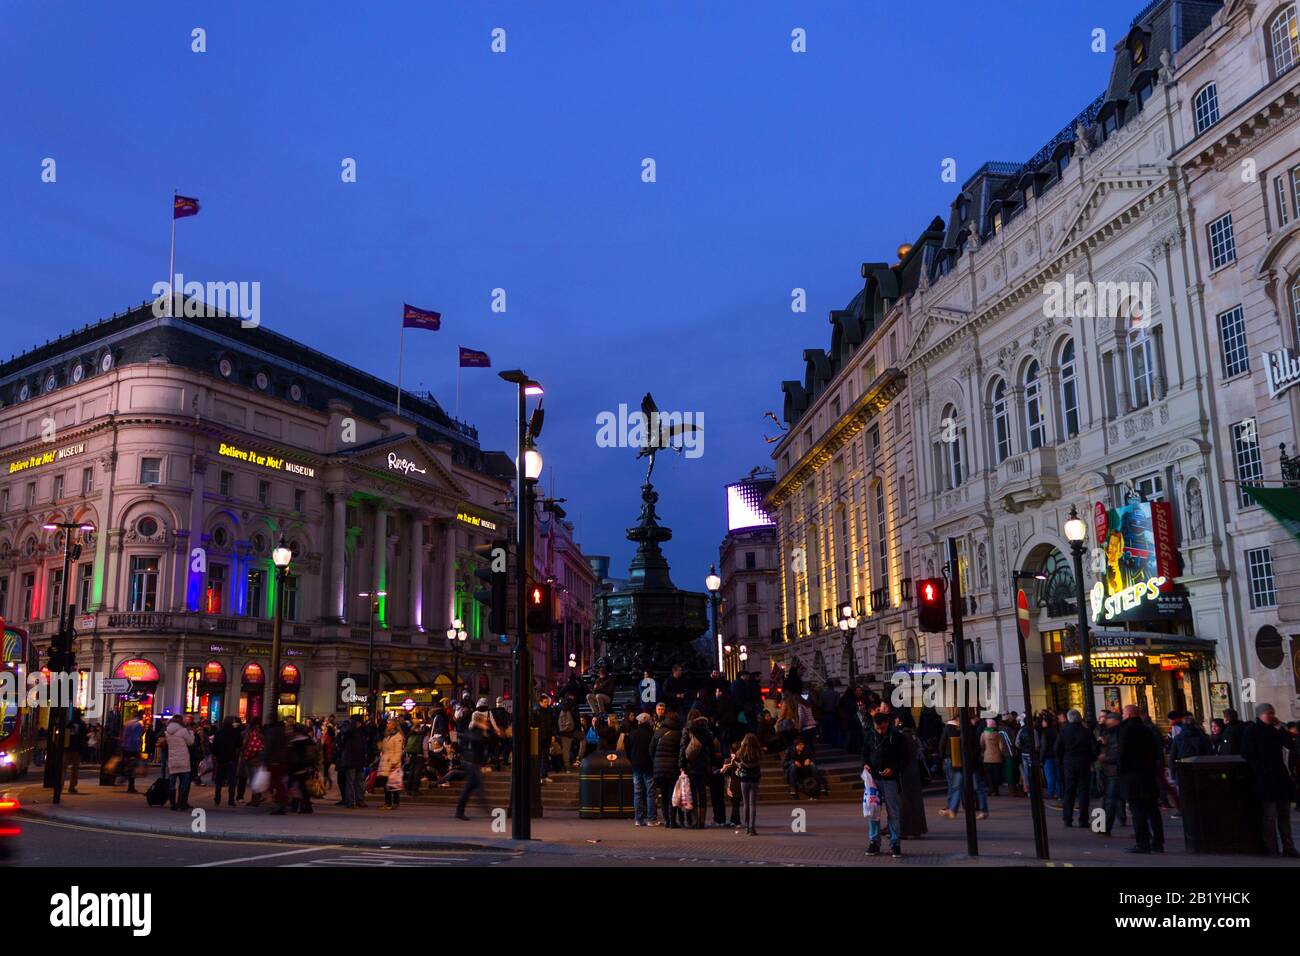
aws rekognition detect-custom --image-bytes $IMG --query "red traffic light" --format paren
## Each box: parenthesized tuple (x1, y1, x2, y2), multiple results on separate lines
(530, 586, 543, 605)
(916, 577, 947, 633)
(921, 580, 939, 603)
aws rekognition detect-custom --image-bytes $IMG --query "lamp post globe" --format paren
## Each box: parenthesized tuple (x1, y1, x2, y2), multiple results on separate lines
(1062, 505, 1096, 726)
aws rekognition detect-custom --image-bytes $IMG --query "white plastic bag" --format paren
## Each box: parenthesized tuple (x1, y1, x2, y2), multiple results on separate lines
(251, 767, 271, 794)
(861, 768, 880, 820)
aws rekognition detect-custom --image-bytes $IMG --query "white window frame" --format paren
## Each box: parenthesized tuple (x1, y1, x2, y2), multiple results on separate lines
(1058, 341, 1079, 439)
(1232, 419, 1263, 509)
(1128, 329, 1155, 410)
(992, 379, 1012, 462)
(1192, 82, 1220, 134)
(1270, 4, 1299, 78)
(1207, 213, 1236, 270)
(1246, 547, 1278, 608)
(1023, 362, 1046, 449)
(139, 457, 162, 485)
(128, 555, 160, 612)
(1217, 305, 1249, 378)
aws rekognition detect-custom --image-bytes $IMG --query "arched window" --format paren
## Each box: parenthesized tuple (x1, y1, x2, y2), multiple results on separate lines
(1127, 317, 1155, 409)
(1058, 340, 1079, 439)
(991, 378, 1011, 462)
(940, 404, 964, 488)
(1269, 4, 1299, 78)
(881, 638, 898, 673)
(1290, 276, 1300, 348)
(1192, 83, 1220, 134)
(1023, 362, 1046, 449)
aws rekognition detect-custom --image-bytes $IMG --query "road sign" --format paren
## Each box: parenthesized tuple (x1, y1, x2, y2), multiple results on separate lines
(101, 678, 132, 695)
(1016, 589, 1031, 640)
(78, 614, 95, 630)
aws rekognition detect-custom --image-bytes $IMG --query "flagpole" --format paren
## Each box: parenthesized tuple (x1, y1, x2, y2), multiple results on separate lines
(397, 319, 405, 417)
(168, 190, 177, 319)
(455, 359, 461, 422)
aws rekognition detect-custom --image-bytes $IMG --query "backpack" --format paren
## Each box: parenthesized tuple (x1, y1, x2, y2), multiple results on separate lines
(685, 733, 702, 762)
(558, 709, 575, 734)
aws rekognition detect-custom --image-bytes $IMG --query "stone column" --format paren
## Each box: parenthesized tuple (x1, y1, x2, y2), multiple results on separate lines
(408, 515, 425, 632)
(443, 520, 458, 628)
(330, 491, 347, 622)
(373, 503, 388, 627)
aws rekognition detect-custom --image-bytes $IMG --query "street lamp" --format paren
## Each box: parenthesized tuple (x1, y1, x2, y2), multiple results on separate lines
(261, 538, 294, 727)
(838, 603, 859, 685)
(1008, 568, 1049, 860)
(446, 618, 468, 699)
(1063, 504, 1097, 726)
(358, 588, 387, 720)
(40, 519, 95, 803)
(706, 565, 722, 671)
(499, 368, 543, 840)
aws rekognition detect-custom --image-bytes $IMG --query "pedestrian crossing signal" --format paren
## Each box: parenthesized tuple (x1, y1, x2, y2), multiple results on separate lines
(917, 578, 947, 633)
(526, 582, 553, 634)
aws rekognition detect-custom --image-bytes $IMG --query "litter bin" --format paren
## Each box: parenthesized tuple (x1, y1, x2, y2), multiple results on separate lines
(578, 750, 633, 818)
(1175, 755, 1265, 854)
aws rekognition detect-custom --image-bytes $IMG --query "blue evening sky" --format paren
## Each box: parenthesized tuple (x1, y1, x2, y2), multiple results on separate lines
(0, 0, 1144, 585)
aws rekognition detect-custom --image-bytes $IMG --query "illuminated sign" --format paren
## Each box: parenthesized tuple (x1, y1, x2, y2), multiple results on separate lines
(1263, 347, 1300, 399)
(7, 442, 85, 475)
(218, 442, 316, 479)
(280, 663, 300, 685)
(114, 658, 160, 683)
(1091, 499, 1188, 623)
(726, 479, 775, 532)
(242, 662, 265, 684)
(457, 511, 498, 532)
(386, 452, 427, 476)
(1095, 672, 1150, 686)
(202, 660, 226, 683)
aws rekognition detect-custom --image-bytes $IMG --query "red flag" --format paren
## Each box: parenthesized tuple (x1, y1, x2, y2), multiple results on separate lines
(174, 195, 200, 219)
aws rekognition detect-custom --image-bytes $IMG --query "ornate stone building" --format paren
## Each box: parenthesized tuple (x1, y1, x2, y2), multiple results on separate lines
(1173, 0, 1300, 716)
(0, 301, 519, 726)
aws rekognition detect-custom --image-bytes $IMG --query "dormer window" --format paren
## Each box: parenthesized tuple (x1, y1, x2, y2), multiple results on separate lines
(1132, 36, 1146, 65)
(957, 199, 969, 222)
(1057, 152, 1070, 179)
(1103, 112, 1117, 138)
(992, 210, 1003, 235)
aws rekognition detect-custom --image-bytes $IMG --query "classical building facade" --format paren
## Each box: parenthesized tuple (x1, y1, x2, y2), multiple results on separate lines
(716, 473, 782, 679)
(767, 0, 1300, 721)
(766, 245, 924, 693)
(0, 301, 520, 727)
(1173, 0, 1300, 715)
(534, 496, 598, 692)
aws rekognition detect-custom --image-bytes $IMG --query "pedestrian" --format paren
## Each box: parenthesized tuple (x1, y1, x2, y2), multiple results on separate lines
(64, 708, 89, 794)
(1097, 711, 1128, 834)
(241, 720, 265, 806)
(898, 720, 928, 839)
(937, 715, 989, 818)
(796, 693, 817, 747)
(454, 710, 491, 820)
(1240, 703, 1299, 857)
(782, 738, 829, 798)
(533, 694, 556, 784)
(818, 682, 841, 749)
(1216, 708, 1246, 755)
(980, 719, 1010, 797)
(731, 733, 763, 836)
(339, 719, 369, 808)
(625, 711, 656, 826)
(663, 665, 689, 723)
(490, 697, 512, 772)
(263, 719, 290, 814)
(164, 714, 195, 811)
(404, 719, 427, 793)
(210, 716, 241, 807)
(1117, 704, 1164, 854)
(1037, 711, 1060, 801)
(776, 696, 799, 752)
(556, 692, 580, 769)
(650, 712, 683, 828)
(287, 723, 320, 814)
(1055, 709, 1097, 828)
(679, 709, 714, 828)
(119, 713, 143, 793)
(863, 709, 908, 857)
(377, 719, 404, 809)
(586, 667, 614, 716)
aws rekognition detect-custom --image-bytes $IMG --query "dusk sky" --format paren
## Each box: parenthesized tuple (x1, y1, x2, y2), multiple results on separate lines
(1, 1, 1144, 584)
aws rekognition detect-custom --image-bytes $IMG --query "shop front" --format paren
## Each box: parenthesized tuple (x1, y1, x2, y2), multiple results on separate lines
(184, 660, 227, 722)
(377, 669, 457, 721)
(239, 661, 264, 724)
(113, 657, 160, 730)
(275, 663, 302, 723)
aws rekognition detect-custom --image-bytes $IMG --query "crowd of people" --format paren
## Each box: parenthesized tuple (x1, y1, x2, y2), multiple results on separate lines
(62, 659, 1300, 859)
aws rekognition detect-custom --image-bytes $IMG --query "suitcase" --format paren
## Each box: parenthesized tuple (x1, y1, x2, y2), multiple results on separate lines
(144, 777, 169, 807)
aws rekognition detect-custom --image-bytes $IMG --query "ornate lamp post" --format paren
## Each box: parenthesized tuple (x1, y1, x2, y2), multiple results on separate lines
(1008, 568, 1048, 860)
(1063, 505, 1097, 726)
(358, 588, 387, 719)
(706, 565, 722, 671)
(446, 618, 468, 699)
(264, 538, 293, 726)
(838, 603, 859, 685)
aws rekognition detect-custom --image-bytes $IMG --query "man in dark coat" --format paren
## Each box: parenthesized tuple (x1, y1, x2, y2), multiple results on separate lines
(624, 713, 657, 826)
(1054, 709, 1098, 827)
(1216, 708, 1246, 755)
(1241, 703, 1299, 857)
(649, 714, 682, 827)
(533, 695, 558, 783)
(1117, 705, 1163, 853)
(862, 709, 909, 856)
(1097, 711, 1127, 834)
(662, 665, 689, 723)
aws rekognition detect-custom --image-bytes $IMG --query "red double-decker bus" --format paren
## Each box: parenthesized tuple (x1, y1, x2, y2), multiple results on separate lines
(1, 623, 42, 781)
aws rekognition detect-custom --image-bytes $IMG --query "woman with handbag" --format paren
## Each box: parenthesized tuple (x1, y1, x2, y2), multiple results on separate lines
(377, 719, 404, 809)
(650, 713, 683, 828)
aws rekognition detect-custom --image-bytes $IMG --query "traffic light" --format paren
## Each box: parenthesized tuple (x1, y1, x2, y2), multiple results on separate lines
(472, 540, 509, 635)
(916, 578, 947, 633)
(526, 581, 553, 634)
